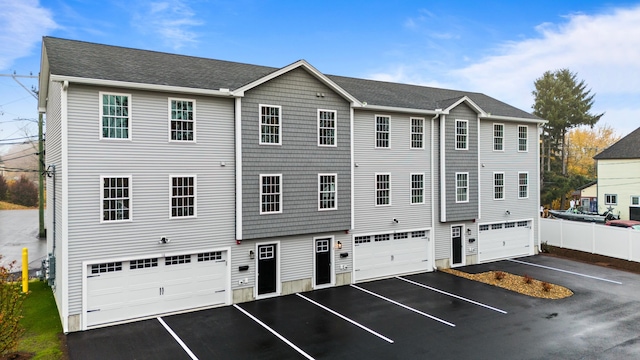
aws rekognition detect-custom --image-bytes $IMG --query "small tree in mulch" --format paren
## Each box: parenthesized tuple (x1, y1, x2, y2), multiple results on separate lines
(494, 271, 506, 280)
(0, 255, 25, 357)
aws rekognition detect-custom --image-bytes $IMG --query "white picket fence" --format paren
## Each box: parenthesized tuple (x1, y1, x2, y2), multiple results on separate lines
(540, 218, 640, 262)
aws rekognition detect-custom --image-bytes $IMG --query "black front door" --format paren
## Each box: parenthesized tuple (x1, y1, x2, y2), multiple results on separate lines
(452, 226, 463, 265)
(315, 238, 331, 286)
(257, 244, 277, 295)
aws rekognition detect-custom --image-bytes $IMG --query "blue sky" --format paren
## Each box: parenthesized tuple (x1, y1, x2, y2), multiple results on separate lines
(2, 0, 640, 154)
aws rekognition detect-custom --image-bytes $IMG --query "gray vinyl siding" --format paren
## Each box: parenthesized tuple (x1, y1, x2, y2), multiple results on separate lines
(353, 110, 433, 234)
(44, 81, 64, 314)
(241, 67, 351, 239)
(64, 84, 236, 315)
(230, 232, 351, 290)
(444, 103, 479, 221)
(479, 121, 539, 238)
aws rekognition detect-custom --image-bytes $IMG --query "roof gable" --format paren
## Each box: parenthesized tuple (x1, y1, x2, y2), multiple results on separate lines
(594, 127, 640, 160)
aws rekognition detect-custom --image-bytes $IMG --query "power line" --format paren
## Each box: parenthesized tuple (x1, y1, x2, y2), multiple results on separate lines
(0, 152, 38, 162)
(0, 135, 38, 142)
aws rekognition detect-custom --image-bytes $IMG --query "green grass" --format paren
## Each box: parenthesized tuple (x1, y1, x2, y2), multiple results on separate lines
(17, 281, 64, 360)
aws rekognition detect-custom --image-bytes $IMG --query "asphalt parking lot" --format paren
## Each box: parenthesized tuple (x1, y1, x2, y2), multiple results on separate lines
(66, 255, 640, 359)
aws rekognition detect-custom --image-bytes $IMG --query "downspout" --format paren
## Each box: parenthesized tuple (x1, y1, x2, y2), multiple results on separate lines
(431, 113, 438, 270)
(537, 122, 543, 253)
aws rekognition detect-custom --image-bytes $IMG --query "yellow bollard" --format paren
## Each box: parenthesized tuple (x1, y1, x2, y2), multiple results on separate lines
(22, 248, 28, 293)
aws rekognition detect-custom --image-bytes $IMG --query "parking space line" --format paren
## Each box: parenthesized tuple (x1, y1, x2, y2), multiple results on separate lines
(396, 276, 508, 314)
(157, 317, 199, 360)
(508, 259, 623, 284)
(296, 293, 394, 344)
(350, 284, 456, 327)
(233, 304, 315, 360)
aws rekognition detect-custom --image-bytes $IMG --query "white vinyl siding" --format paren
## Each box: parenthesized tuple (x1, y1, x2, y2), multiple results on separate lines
(456, 172, 468, 203)
(518, 125, 528, 152)
(493, 123, 504, 151)
(259, 105, 281, 145)
(170, 175, 196, 218)
(260, 174, 282, 214)
(411, 173, 424, 204)
(455, 119, 468, 150)
(494, 172, 505, 200)
(410, 118, 424, 149)
(518, 172, 529, 199)
(169, 98, 195, 142)
(318, 109, 336, 146)
(375, 115, 390, 148)
(318, 174, 337, 210)
(100, 92, 131, 140)
(376, 173, 391, 206)
(101, 176, 132, 222)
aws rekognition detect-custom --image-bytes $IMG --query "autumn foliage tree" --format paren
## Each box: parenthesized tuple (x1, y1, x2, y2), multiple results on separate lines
(8, 175, 38, 207)
(567, 125, 620, 177)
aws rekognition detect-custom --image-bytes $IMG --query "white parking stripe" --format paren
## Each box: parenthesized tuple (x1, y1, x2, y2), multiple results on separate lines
(396, 276, 508, 314)
(508, 259, 623, 284)
(350, 284, 456, 327)
(233, 304, 315, 360)
(157, 317, 199, 360)
(296, 293, 394, 344)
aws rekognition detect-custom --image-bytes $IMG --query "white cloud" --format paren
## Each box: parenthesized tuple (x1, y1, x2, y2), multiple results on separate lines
(0, 0, 57, 70)
(132, 0, 203, 50)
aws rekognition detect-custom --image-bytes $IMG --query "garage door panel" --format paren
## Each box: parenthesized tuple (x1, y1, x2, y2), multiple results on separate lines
(478, 222, 531, 263)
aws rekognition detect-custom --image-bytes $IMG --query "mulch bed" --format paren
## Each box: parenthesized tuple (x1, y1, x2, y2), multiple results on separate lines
(543, 245, 640, 275)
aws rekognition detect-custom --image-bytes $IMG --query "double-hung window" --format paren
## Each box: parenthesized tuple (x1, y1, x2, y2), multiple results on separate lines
(455, 120, 468, 150)
(318, 110, 336, 146)
(260, 174, 282, 214)
(494, 172, 505, 200)
(101, 176, 131, 222)
(171, 176, 196, 218)
(318, 174, 337, 210)
(411, 173, 424, 204)
(631, 196, 640, 206)
(169, 98, 195, 142)
(493, 123, 504, 151)
(376, 174, 391, 206)
(260, 105, 281, 145)
(518, 172, 529, 199)
(518, 125, 528, 152)
(456, 172, 468, 203)
(100, 93, 130, 139)
(410, 118, 424, 149)
(605, 194, 617, 205)
(375, 116, 390, 148)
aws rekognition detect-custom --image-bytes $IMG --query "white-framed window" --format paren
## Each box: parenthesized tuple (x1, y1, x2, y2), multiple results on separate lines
(318, 109, 336, 146)
(455, 120, 468, 150)
(410, 117, 424, 149)
(318, 174, 337, 210)
(494, 172, 505, 200)
(375, 115, 390, 148)
(260, 174, 282, 214)
(376, 173, 391, 206)
(259, 105, 281, 145)
(518, 125, 528, 152)
(170, 175, 196, 218)
(169, 98, 195, 142)
(456, 172, 469, 203)
(493, 123, 504, 151)
(100, 92, 131, 140)
(631, 196, 640, 206)
(101, 176, 132, 222)
(411, 173, 424, 204)
(518, 172, 529, 199)
(605, 194, 617, 205)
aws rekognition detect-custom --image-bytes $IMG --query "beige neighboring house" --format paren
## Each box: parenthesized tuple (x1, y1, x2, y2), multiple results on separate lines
(572, 180, 598, 213)
(593, 127, 640, 220)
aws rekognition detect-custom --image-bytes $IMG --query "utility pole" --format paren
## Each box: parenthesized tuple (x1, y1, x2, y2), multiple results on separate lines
(0, 73, 43, 236)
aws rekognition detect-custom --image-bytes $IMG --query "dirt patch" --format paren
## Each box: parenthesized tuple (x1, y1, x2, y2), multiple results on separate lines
(441, 268, 573, 299)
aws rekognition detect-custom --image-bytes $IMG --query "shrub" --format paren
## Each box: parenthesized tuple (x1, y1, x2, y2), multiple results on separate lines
(494, 271, 506, 280)
(8, 175, 38, 207)
(0, 175, 7, 201)
(542, 282, 552, 292)
(523, 274, 534, 284)
(0, 255, 26, 356)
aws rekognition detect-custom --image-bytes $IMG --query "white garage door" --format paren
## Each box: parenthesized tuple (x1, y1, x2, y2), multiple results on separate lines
(353, 230, 430, 282)
(478, 221, 532, 262)
(86, 251, 228, 327)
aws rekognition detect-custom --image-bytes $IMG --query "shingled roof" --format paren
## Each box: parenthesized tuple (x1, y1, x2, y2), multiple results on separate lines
(42, 37, 538, 120)
(594, 127, 640, 160)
